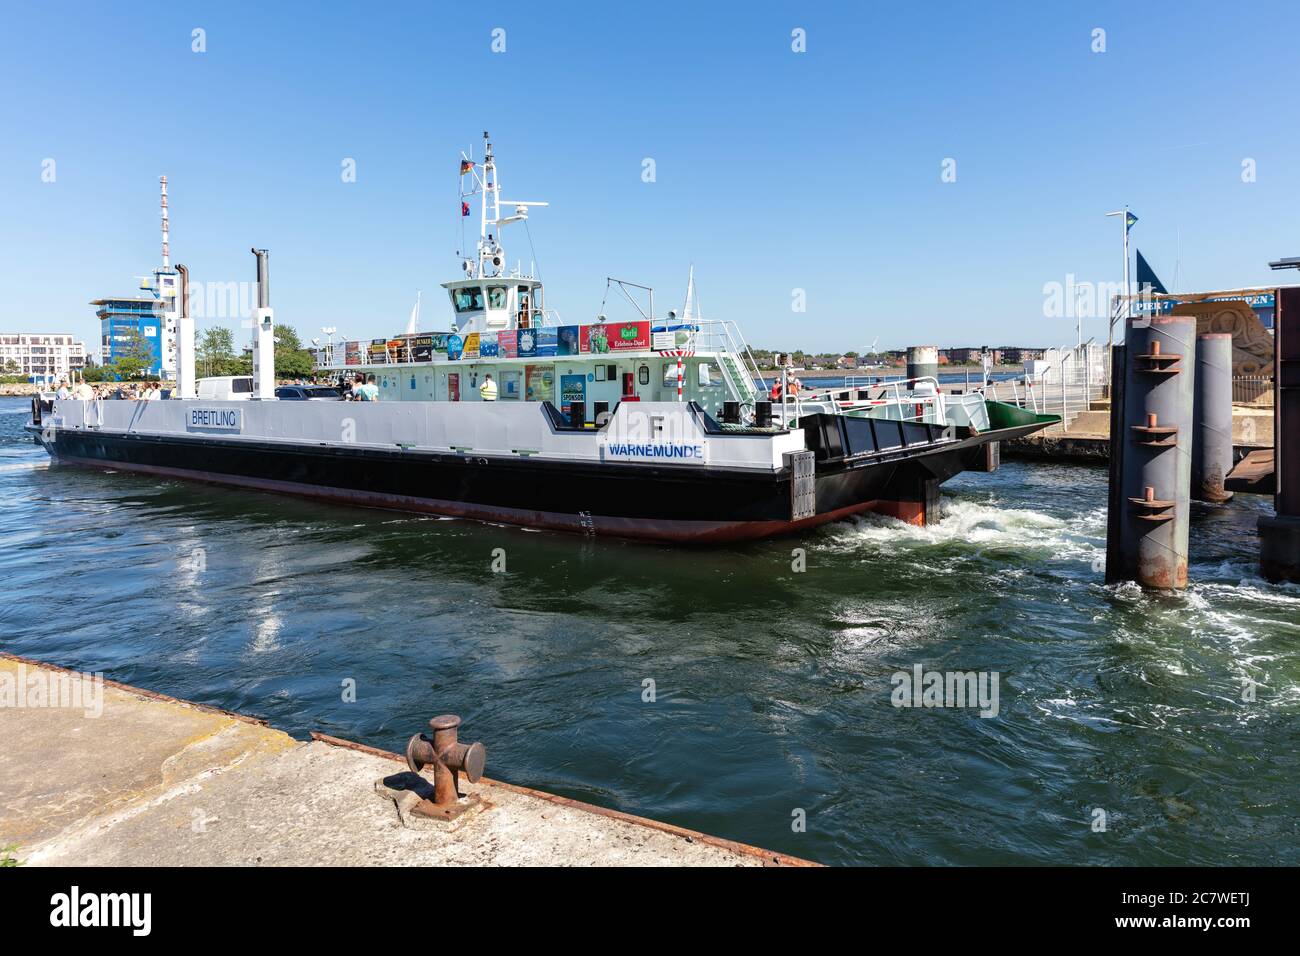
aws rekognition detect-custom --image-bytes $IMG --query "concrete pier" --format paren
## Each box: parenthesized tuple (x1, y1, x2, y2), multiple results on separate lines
(0, 654, 811, 867)
(1000, 395, 1271, 466)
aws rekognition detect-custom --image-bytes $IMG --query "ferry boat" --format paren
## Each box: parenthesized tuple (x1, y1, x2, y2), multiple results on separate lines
(27, 135, 1057, 542)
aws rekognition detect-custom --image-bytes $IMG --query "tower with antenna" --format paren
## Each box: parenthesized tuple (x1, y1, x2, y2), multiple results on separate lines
(151, 175, 179, 378)
(160, 175, 170, 268)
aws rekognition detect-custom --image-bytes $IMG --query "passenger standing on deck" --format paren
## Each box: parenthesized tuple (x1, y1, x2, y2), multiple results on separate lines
(56, 380, 71, 399)
(355, 374, 379, 402)
(74, 381, 94, 400)
(479, 373, 498, 402)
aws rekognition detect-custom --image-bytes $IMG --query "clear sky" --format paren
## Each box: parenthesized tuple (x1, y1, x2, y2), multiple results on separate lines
(2, 0, 1297, 355)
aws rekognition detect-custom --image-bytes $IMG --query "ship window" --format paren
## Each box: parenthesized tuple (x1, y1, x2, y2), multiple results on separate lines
(452, 287, 485, 312)
(638, 365, 649, 385)
(487, 286, 508, 310)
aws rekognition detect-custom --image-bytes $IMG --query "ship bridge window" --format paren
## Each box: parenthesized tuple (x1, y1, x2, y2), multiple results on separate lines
(486, 286, 508, 310)
(452, 287, 485, 312)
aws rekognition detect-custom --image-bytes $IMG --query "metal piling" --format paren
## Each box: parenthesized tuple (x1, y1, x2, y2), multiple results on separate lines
(1191, 333, 1234, 503)
(1106, 316, 1197, 589)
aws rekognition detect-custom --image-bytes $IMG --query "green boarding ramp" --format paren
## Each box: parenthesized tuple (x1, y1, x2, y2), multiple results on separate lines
(985, 399, 1061, 430)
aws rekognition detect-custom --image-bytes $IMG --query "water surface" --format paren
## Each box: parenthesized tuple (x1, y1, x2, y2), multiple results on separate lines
(1, 396, 1296, 865)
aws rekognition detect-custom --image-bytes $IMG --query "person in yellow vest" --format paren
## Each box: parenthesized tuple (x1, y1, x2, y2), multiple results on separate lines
(479, 373, 498, 401)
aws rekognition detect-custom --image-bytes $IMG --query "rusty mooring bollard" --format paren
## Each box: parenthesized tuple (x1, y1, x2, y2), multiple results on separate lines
(405, 715, 486, 810)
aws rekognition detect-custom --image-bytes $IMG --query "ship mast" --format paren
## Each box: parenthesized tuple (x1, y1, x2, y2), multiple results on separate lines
(480, 134, 496, 276)
(459, 132, 547, 279)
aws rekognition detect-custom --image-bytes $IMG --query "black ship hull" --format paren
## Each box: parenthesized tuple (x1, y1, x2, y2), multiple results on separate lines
(30, 415, 1044, 543)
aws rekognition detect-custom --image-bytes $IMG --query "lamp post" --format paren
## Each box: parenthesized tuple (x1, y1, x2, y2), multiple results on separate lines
(1104, 206, 1132, 354)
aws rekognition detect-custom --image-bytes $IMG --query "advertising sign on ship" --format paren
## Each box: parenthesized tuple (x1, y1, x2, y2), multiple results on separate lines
(557, 325, 581, 356)
(525, 364, 554, 402)
(581, 320, 649, 353)
(560, 373, 586, 414)
(497, 330, 518, 358)
(409, 335, 435, 362)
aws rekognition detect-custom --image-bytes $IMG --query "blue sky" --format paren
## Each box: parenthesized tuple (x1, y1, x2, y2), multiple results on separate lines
(2, 0, 1297, 354)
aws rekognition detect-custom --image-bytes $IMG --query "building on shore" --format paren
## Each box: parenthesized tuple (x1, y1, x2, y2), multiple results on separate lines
(998, 347, 1046, 364)
(942, 347, 985, 365)
(93, 294, 168, 376)
(0, 333, 87, 383)
(90, 176, 180, 379)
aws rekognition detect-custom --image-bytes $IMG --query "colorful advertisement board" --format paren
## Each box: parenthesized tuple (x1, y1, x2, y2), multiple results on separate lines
(560, 373, 586, 414)
(497, 330, 518, 358)
(409, 334, 435, 362)
(345, 341, 362, 366)
(610, 321, 650, 351)
(557, 325, 581, 356)
(525, 364, 554, 402)
(462, 332, 481, 360)
(517, 328, 557, 358)
(580, 320, 650, 353)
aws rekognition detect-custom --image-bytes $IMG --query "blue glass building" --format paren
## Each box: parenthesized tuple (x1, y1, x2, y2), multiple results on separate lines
(93, 295, 164, 374)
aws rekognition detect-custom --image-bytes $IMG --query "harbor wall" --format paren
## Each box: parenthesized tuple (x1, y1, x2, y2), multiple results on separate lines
(0, 653, 813, 867)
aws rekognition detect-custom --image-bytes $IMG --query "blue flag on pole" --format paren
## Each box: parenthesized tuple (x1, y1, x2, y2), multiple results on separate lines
(1125, 211, 1138, 233)
(1135, 249, 1167, 295)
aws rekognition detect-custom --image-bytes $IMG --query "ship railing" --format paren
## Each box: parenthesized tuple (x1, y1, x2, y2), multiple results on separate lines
(685, 319, 766, 405)
(315, 310, 571, 369)
(980, 339, 1102, 430)
(796, 376, 947, 424)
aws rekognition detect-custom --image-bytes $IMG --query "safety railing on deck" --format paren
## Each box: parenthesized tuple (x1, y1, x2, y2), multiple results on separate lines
(797, 376, 947, 425)
(664, 319, 766, 407)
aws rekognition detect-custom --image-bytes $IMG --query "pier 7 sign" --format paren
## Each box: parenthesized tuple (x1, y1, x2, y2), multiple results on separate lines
(186, 407, 243, 432)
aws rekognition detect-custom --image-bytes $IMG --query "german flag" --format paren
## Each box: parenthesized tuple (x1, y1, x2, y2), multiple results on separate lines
(459, 160, 474, 176)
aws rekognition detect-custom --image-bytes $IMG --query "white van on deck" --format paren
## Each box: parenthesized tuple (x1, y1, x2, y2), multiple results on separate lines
(196, 376, 254, 401)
